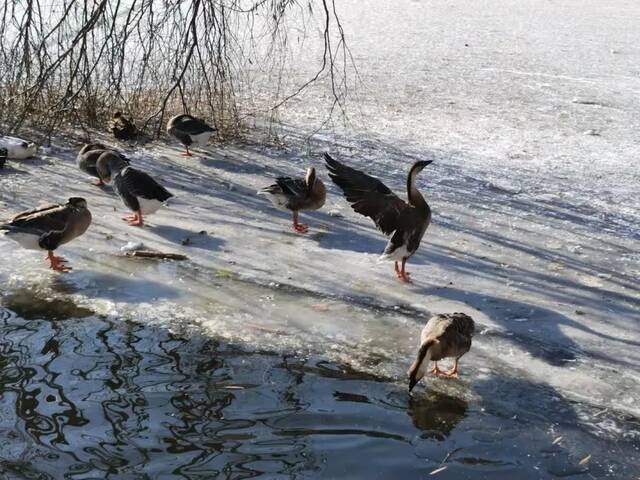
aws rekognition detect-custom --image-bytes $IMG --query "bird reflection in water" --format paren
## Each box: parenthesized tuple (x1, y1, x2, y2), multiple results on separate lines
(407, 390, 468, 440)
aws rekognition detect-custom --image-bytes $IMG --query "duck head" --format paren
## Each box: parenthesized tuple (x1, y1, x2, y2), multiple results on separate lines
(67, 197, 88, 210)
(96, 152, 128, 183)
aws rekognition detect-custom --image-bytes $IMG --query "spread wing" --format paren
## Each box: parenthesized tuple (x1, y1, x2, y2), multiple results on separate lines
(324, 153, 407, 235)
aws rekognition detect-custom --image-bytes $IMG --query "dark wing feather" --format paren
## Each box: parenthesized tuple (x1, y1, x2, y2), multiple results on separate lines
(276, 177, 308, 198)
(9, 204, 69, 231)
(324, 153, 407, 235)
(176, 117, 214, 135)
(118, 167, 173, 202)
(169, 129, 193, 146)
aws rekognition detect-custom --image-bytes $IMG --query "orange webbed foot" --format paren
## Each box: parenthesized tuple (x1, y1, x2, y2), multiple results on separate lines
(47, 254, 71, 273)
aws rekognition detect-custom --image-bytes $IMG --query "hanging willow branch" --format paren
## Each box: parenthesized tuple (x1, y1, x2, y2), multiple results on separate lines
(0, 0, 351, 140)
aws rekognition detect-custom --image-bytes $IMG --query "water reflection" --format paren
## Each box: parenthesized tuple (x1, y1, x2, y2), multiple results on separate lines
(2, 288, 93, 320)
(407, 390, 467, 439)
(1, 295, 638, 479)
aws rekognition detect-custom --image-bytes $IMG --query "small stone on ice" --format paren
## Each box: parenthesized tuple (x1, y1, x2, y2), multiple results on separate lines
(583, 129, 600, 136)
(328, 209, 343, 217)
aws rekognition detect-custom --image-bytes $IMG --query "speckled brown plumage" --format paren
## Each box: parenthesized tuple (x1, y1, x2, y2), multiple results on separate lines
(408, 313, 475, 390)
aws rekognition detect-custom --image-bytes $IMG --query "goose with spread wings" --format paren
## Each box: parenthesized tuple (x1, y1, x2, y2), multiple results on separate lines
(0, 198, 92, 272)
(97, 152, 173, 227)
(167, 114, 216, 156)
(324, 153, 432, 282)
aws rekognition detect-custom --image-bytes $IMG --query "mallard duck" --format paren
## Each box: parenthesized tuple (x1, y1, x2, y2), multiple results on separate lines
(167, 114, 216, 156)
(77, 143, 113, 186)
(110, 112, 139, 141)
(325, 153, 432, 282)
(408, 313, 475, 391)
(0, 136, 37, 159)
(0, 198, 92, 272)
(96, 151, 173, 226)
(258, 167, 326, 233)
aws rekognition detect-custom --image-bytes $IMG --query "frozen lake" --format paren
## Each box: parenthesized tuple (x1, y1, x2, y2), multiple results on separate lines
(1, 0, 639, 478)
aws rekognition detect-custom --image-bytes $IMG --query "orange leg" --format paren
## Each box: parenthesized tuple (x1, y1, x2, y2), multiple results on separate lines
(93, 179, 105, 186)
(443, 358, 460, 379)
(292, 211, 308, 233)
(430, 361, 446, 376)
(46, 251, 71, 273)
(129, 211, 144, 226)
(398, 257, 412, 283)
(181, 146, 193, 157)
(122, 211, 144, 226)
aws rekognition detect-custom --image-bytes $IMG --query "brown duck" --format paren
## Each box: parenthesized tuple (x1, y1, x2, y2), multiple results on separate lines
(408, 313, 475, 391)
(258, 167, 326, 233)
(325, 153, 432, 282)
(110, 112, 139, 141)
(0, 198, 92, 272)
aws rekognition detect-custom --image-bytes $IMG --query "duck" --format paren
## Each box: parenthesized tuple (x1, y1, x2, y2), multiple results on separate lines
(110, 112, 139, 141)
(0, 198, 92, 272)
(77, 143, 126, 186)
(408, 313, 475, 391)
(167, 114, 216, 156)
(0, 136, 38, 159)
(96, 151, 173, 226)
(258, 167, 326, 233)
(324, 153, 432, 282)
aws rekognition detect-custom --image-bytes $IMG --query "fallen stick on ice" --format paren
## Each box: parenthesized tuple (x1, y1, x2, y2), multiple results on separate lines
(124, 250, 188, 261)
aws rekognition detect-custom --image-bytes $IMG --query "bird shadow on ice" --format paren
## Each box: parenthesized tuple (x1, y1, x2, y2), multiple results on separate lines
(307, 215, 388, 254)
(464, 375, 638, 478)
(0, 164, 30, 175)
(149, 224, 225, 251)
(199, 154, 267, 175)
(417, 283, 639, 367)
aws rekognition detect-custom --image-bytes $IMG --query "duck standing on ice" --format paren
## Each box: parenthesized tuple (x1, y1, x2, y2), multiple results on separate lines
(408, 313, 475, 391)
(258, 167, 326, 233)
(325, 153, 432, 282)
(167, 114, 216, 156)
(77, 143, 129, 186)
(96, 152, 173, 227)
(0, 198, 92, 272)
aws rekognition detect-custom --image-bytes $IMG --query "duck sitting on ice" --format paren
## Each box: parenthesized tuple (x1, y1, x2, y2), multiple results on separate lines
(0, 198, 92, 272)
(0, 136, 38, 159)
(167, 114, 216, 156)
(408, 313, 475, 391)
(97, 151, 173, 227)
(258, 167, 326, 233)
(110, 112, 139, 141)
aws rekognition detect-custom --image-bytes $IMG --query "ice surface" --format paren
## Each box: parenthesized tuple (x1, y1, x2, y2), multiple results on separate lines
(0, 0, 639, 469)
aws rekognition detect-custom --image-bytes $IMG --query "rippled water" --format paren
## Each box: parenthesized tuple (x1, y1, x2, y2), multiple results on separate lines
(1, 289, 638, 479)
